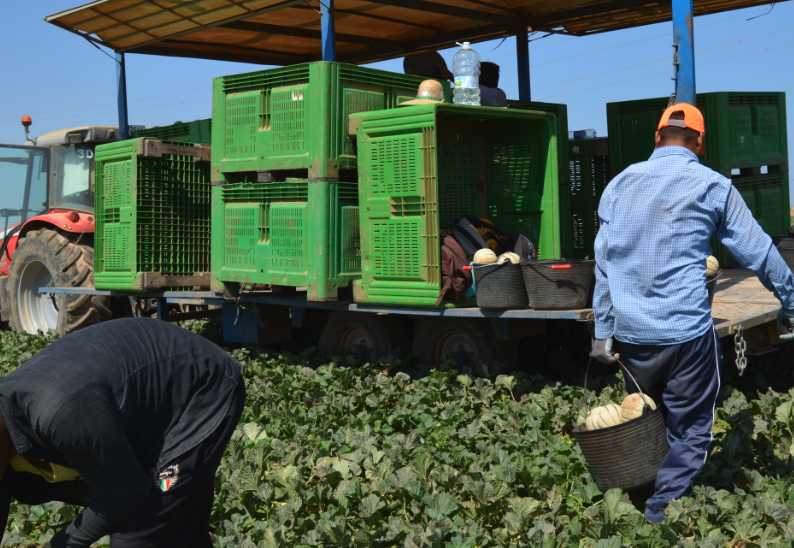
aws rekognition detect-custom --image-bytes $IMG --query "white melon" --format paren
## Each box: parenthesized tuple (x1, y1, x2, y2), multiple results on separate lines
(585, 404, 624, 430)
(473, 248, 497, 264)
(706, 255, 720, 278)
(497, 252, 522, 264)
(620, 393, 657, 421)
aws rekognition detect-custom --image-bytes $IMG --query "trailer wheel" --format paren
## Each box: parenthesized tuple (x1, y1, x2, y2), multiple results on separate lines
(319, 312, 409, 362)
(413, 318, 516, 369)
(7, 228, 111, 335)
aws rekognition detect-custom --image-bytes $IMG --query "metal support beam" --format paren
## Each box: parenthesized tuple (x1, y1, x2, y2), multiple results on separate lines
(115, 52, 129, 140)
(672, 0, 696, 105)
(321, 0, 337, 62)
(365, 0, 519, 27)
(516, 32, 531, 101)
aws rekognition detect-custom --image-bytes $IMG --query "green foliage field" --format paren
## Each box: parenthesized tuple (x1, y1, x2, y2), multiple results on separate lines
(3, 321, 794, 547)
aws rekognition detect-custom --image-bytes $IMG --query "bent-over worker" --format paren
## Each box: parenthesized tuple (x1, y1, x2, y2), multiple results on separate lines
(592, 103, 794, 523)
(0, 318, 245, 547)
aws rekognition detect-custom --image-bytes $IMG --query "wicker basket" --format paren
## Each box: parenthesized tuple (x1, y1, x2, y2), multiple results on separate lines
(474, 263, 528, 310)
(521, 260, 595, 310)
(706, 270, 722, 307)
(573, 359, 670, 491)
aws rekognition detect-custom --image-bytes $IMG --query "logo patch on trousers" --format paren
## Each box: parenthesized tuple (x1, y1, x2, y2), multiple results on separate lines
(154, 464, 179, 492)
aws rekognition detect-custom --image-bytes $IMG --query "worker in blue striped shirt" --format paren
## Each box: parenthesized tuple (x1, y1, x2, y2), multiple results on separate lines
(591, 103, 794, 523)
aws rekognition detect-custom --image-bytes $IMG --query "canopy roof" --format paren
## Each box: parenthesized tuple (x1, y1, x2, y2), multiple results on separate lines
(46, 0, 777, 66)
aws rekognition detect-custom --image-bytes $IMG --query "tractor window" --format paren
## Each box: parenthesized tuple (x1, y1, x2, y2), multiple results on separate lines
(50, 144, 95, 214)
(0, 144, 49, 238)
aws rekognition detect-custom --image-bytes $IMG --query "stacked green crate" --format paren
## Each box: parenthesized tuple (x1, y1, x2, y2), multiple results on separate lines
(607, 92, 789, 266)
(212, 178, 360, 301)
(568, 139, 609, 259)
(349, 104, 559, 308)
(607, 93, 788, 176)
(507, 100, 573, 257)
(94, 138, 212, 291)
(132, 119, 212, 144)
(212, 62, 451, 181)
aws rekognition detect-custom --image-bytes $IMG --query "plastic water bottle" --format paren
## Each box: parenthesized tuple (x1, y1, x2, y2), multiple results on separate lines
(452, 42, 481, 106)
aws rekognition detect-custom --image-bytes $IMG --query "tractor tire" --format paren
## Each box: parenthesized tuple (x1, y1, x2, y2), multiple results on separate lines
(7, 228, 111, 335)
(412, 318, 518, 370)
(319, 312, 410, 362)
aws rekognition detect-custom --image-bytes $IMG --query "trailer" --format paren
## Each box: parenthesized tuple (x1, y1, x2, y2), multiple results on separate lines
(40, 267, 784, 373)
(19, 0, 789, 372)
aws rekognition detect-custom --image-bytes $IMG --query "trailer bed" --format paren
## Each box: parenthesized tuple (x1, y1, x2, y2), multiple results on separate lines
(42, 269, 779, 339)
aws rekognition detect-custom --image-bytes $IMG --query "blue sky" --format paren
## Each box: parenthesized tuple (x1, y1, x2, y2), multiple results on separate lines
(1, 2, 792, 173)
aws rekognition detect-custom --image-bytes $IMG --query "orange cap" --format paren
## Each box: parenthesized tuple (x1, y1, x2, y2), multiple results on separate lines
(658, 103, 705, 134)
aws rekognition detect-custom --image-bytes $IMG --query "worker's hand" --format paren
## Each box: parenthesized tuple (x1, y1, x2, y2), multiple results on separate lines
(777, 309, 794, 340)
(592, 337, 620, 364)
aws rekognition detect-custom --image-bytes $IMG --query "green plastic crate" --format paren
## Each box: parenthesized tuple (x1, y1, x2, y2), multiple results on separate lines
(607, 92, 788, 177)
(94, 138, 212, 291)
(212, 62, 451, 180)
(132, 119, 212, 144)
(349, 103, 560, 308)
(211, 178, 360, 301)
(568, 138, 610, 260)
(507, 100, 573, 257)
(711, 173, 790, 267)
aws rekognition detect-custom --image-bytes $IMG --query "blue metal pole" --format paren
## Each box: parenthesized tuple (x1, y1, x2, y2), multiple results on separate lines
(672, 0, 696, 105)
(320, 0, 337, 62)
(516, 32, 530, 101)
(116, 52, 129, 140)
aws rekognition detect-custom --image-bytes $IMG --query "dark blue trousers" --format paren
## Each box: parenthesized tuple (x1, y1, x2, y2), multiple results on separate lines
(616, 325, 722, 523)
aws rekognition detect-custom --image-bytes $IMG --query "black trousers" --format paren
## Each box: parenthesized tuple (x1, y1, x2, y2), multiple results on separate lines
(110, 378, 246, 547)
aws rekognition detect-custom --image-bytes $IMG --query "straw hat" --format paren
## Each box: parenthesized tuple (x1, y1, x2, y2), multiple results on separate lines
(400, 79, 445, 106)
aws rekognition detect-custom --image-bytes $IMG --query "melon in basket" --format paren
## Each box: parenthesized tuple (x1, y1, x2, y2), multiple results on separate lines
(585, 404, 624, 431)
(706, 255, 720, 278)
(621, 393, 657, 421)
(473, 248, 497, 264)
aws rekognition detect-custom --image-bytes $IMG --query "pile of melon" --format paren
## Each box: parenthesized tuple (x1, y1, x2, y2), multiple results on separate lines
(583, 393, 657, 431)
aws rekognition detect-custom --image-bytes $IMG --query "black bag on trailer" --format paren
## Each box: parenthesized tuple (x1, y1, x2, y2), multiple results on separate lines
(452, 217, 489, 257)
(496, 232, 537, 261)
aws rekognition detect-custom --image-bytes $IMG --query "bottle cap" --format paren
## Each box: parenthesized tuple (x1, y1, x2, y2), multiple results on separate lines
(455, 42, 472, 49)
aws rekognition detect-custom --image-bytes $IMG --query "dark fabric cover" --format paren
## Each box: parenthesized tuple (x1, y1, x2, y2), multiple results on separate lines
(496, 232, 537, 261)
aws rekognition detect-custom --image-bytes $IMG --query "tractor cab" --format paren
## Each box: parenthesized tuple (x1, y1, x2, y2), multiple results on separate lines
(0, 120, 117, 334)
(25, 125, 119, 215)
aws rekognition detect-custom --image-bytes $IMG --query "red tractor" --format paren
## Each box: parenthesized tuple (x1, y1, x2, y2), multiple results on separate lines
(0, 118, 118, 334)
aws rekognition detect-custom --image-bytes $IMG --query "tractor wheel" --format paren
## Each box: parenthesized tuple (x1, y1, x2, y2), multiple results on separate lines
(412, 318, 517, 370)
(319, 312, 410, 362)
(7, 228, 111, 335)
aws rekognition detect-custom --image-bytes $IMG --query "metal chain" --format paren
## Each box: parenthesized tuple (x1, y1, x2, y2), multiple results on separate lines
(73, 216, 93, 247)
(734, 325, 747, 376)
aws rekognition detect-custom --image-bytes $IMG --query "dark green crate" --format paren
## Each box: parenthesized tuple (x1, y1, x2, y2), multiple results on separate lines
(94, 138, 212, 291)
(212, 62, 451, 180)
(211, 177, 360, 301)
(507, 100, 573, 257)
(607, 92, 788, 177)
(349, 104, 559, 308)
(711, 173, 790, 267)
(568, 138, 609, 260)
(132, 119, 212, 144)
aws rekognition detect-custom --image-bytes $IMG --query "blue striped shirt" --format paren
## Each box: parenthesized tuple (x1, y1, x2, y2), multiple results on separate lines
(594, 146, 794, 345)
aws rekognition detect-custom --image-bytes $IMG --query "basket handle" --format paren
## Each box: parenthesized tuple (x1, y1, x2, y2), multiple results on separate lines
(583, 354, 653, 415)
(551, 264, 571, 270)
